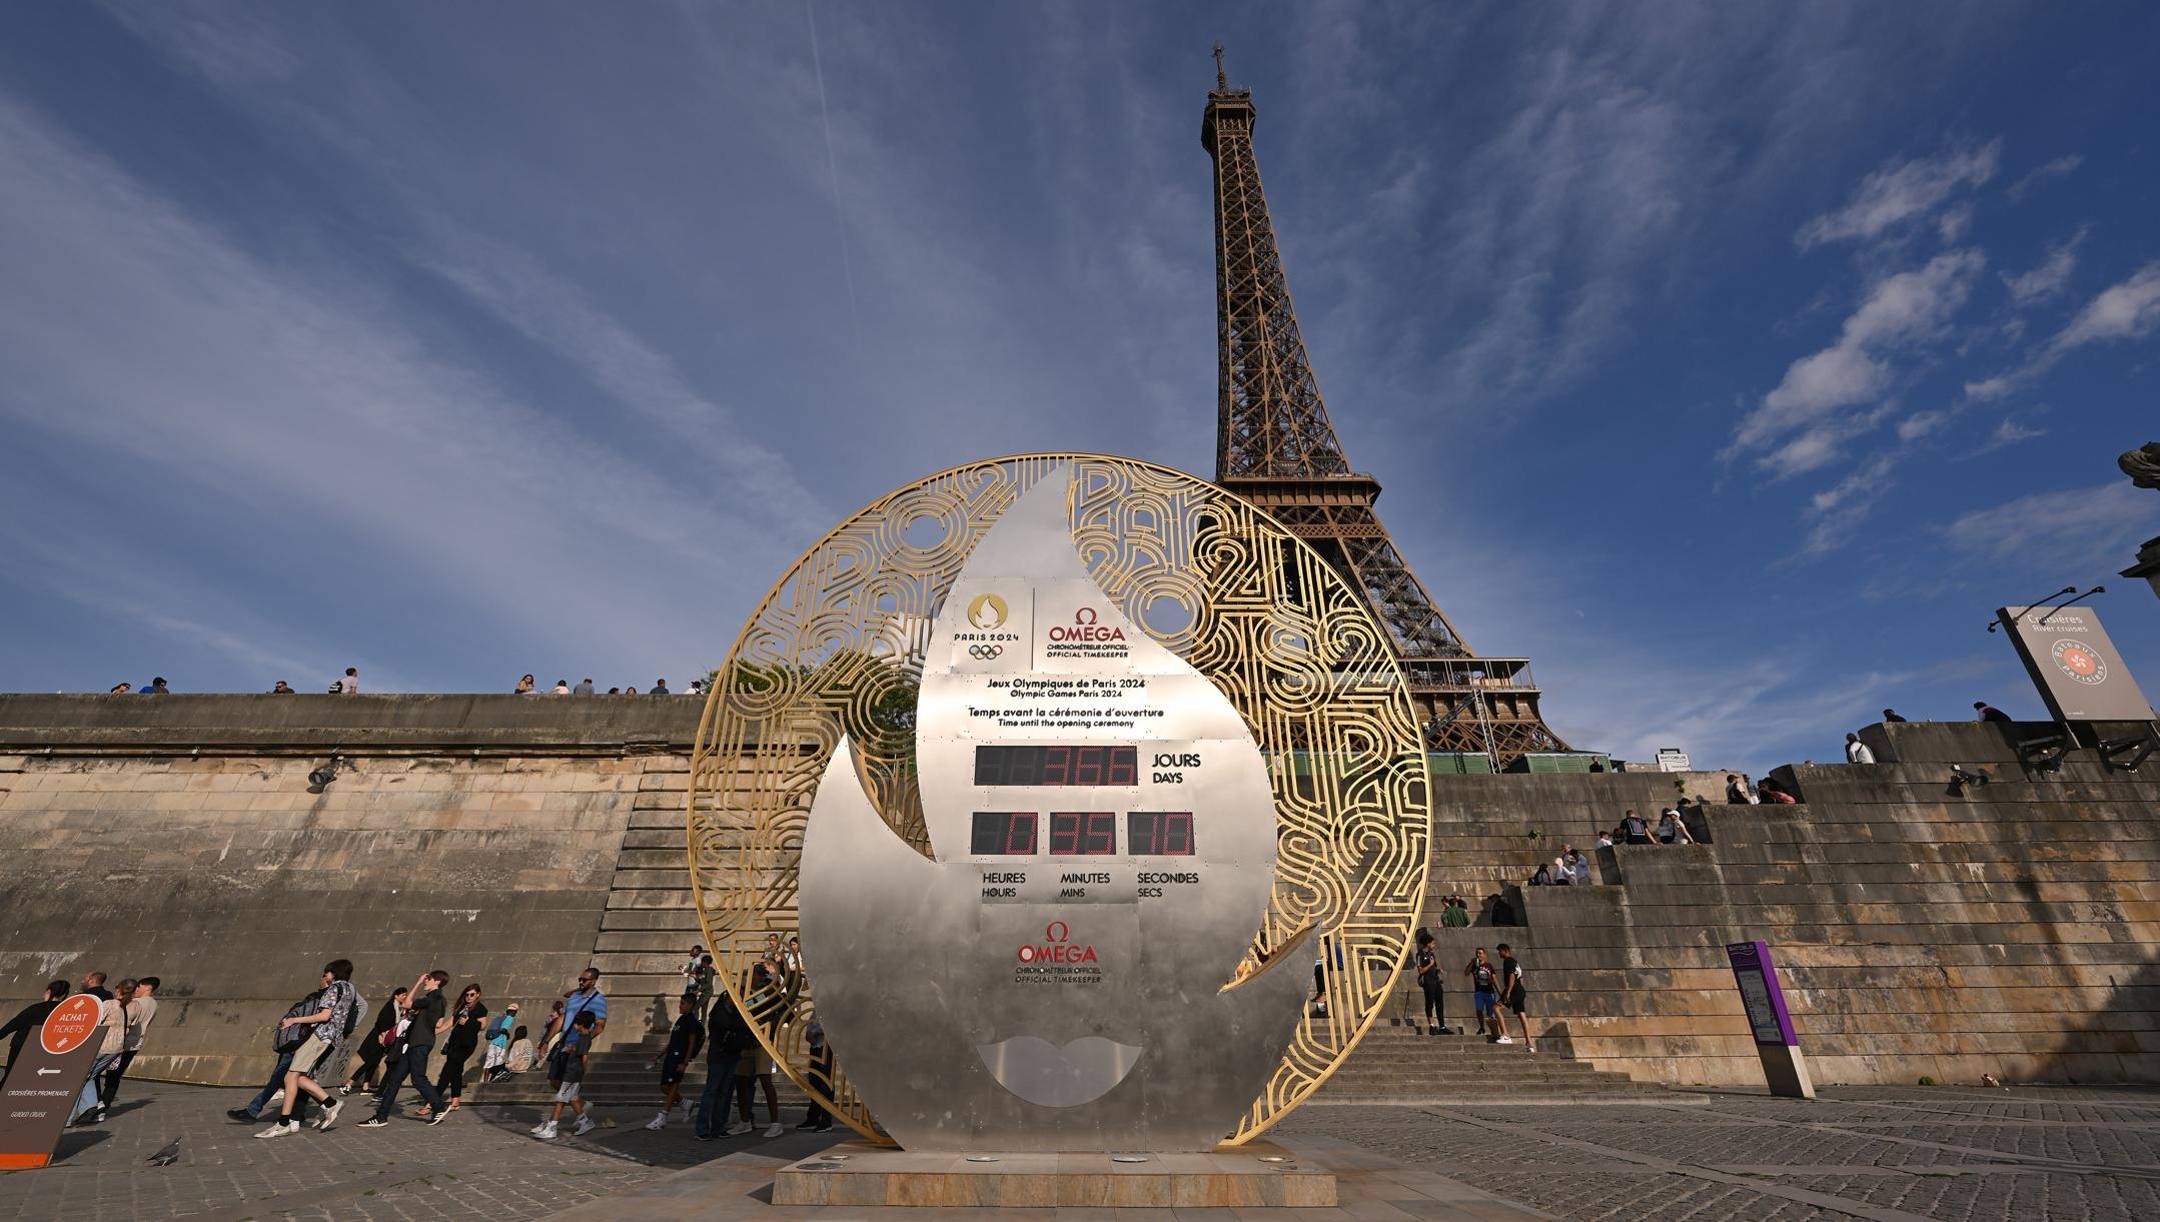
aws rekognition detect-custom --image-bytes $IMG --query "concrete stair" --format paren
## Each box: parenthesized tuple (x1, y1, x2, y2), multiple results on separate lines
(1313, 1013, 1669, 1103)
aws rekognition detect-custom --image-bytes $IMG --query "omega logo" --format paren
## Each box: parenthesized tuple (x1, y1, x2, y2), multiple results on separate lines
(1017, 919, 1098, 964)
(1050, 607, 1125, 643)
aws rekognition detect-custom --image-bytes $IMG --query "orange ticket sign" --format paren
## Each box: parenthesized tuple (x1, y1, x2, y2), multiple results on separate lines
(0, 996, 108, 1169)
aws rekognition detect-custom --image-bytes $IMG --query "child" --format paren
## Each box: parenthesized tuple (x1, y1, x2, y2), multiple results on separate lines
(482, 1003, 516, 1083)
(505, 1025, 536, 1074)
(647, 995, 705, 1130)
(531, 1011, 596, 1140)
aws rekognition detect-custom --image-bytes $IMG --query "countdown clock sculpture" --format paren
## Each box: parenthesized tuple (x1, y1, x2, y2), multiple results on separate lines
(686, 454, 1430, 1150)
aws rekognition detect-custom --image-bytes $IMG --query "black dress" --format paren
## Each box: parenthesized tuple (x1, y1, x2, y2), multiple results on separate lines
(436, 1002, 488, 1099)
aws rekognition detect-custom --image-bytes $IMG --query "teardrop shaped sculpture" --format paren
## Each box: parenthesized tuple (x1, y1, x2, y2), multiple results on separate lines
(799, 467, 1310, 1151)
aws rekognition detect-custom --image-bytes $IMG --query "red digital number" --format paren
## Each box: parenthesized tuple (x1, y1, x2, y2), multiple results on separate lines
(1041, 746, 1069, 786)
(1106, 746, 1136, 785)
(1050, 812, 1115, 855)
(1007, 813, 1036, 855)
(1072, 746, 1103, 785)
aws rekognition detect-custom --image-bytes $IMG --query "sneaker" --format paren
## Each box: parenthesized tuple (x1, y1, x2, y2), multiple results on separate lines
(338, 1083, 355, 1096)
(725, 1121, 752, 1136)
(428, 1108, 452, 1125)
(796, 1118, 818, 1130)
(267, 1089, 285, 1106)
(254, 1121, 298, 1139)
(536, 1122, 559, 1140)
(316, 1099, 344, 1131)
(358, 1116, 389, 1128)
(646, 1112, 668, 1131)
(763, 1122, 784, 1138)
(1495, 1036, 1514, 1045)
(677, 1101, 695, 1121)
(811, 1121, 832, 1132)
(226, 1107, 256, 1122)
(529, 1121, 553, 1136)
(572, 1116, 597, 1137)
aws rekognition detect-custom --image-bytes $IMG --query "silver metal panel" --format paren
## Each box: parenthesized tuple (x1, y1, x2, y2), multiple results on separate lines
(798, 469, 1307, 1152)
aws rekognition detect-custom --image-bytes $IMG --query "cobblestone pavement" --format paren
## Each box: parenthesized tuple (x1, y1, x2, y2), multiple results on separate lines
(1279, 1086, 2160, 1221)
(7, 1082, 2159, 1219)
(0, 1080, 844, 1220)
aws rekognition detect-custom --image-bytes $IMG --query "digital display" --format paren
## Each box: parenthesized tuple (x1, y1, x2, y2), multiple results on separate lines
(1048, 812, 1116, 855)
(1127, 811, 1194, 856)
(975, 745, 1137, 787)
(971, 811, 1037, 855)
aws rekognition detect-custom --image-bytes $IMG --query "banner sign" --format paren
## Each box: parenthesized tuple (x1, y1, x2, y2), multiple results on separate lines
(1997, 603, 2156, 723)
(0, 997, 106, 1170)
(1726, 940, 1798, 1048)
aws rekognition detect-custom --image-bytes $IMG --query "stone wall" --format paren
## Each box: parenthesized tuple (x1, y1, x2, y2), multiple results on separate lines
(3, 695, 2156, 1094)
(0, 694, 703, 1086)
(1401, 718, 2160, 1088)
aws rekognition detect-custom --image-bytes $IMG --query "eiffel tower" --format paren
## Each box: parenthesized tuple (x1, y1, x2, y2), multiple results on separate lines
(1202, 48, 1568, 768)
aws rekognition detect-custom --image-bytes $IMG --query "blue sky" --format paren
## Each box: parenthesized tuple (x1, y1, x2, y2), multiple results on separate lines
(2, 2, 2156, 771)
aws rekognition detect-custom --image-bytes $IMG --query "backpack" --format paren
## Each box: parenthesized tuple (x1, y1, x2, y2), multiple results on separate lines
(341, 986, 367, 1039)
(272, 990, 324, 1053)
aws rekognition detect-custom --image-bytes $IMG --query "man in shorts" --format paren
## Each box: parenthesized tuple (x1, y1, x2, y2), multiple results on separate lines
(533, 1010, 597, 1139)
(1467, 948, 1499, 1039)
(647, 995, 704, 1129)
(1496, 943, 1535, 1053)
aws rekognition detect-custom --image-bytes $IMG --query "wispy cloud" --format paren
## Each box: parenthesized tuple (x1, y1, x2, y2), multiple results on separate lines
(1945, 482, 2159, 575)
(1729, 250, 1985, 472)
(2000, 225, 2088, 304)
(1795, 140, 1999, 249)
(1968, 261, 2160, 399)
(2007, 153, 2083, 202)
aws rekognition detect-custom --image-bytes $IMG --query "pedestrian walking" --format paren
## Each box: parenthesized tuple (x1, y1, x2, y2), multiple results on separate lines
(228, 973, 338, 1124)
(428, 984, 487, 1115)
(1414, 929, 1448, 1035)
(1468, 949, 1498, 1040)
(646, 995, 705, 1130)
(255, 960, 362, 1138)
(0, 981, 69, 1088)
(70, 979, 135, 1125)
(358, 970, 450, 1128)
(696, 994, 749, 1140)
(1496, 943, 1535, 1053)
(343, 987, 408, 1094)
(99, 975, 158, 1108)
(537, 997, 566, 1061)
(559, 968, 609, 1044)
(532, 1011, 598, 1140)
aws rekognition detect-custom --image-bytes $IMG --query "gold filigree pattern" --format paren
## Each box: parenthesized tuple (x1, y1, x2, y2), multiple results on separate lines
(686, 454, 1429, 1146)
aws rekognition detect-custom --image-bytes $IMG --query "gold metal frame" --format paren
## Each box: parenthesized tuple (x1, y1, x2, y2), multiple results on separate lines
(686, 454, 1430, 1146)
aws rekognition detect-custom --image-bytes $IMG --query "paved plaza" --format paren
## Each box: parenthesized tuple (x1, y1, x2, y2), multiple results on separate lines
(5, 1081, 2159, 1219)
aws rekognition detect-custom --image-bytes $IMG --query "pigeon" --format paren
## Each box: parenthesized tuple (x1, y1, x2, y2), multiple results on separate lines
(146, 1137, 182, 1167)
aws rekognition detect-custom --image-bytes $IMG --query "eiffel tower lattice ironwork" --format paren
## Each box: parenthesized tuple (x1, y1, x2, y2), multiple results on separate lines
(1202, 49, 1568, 768)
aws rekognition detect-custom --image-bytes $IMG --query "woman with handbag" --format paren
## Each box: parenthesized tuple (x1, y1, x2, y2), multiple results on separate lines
(255, 960, 362, 1138)
(343, 986, 408, 1095)
(425, 984, 487, 1114)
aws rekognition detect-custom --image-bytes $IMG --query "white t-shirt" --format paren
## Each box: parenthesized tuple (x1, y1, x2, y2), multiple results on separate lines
(1846, 740, 1874, 764)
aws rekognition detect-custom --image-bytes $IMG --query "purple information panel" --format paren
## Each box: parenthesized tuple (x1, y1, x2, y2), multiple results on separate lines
(1726, 940, 1799, 1048)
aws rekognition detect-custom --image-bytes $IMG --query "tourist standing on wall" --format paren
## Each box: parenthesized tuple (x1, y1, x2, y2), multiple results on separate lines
(1467, 950, 1498, 1039)
(1844, 733, 1875, 764)
(255, 960, 361, 1138)
(0, 980, 69, 1088)
(1495, 943, 1535, 1053)
(696, 993, 749, 1140)
(1620, 809, 1653, 845)
(69, 978, 135, 1125)
(647, 995, 705, 1130)
(344, 987, 407, 1094)
(359, 970, 450, 1128)
(99, 975, 158, 1108)
(428, 984, 487, 1115)
(1414, 929, 1448, 1035)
